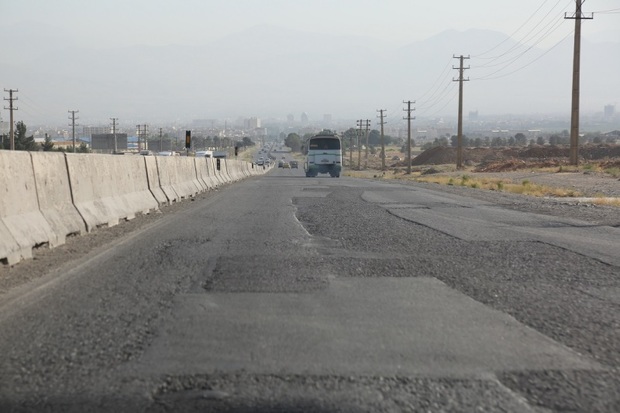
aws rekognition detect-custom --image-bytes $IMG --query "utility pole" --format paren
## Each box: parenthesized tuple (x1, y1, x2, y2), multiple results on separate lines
(68, 110, 79, 153)
(349, 129, 354, 168)
(453, 55, 470, 169)
(110, 117, 118, 154)
(136, 124, 148, 152)
(565, 0, 593, 166)
(377, 109, 387, 170)
(363, 119, 371, 169)
(136, 125, 141, 152)
(403, 101, 415, 174)
(356, 119, 363, 170)
(4, 89, 18, 150)
(143, 124, 149, 151)
(159, 127, 163, 152)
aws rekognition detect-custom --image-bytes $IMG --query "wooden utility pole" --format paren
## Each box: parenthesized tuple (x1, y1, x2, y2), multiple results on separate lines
(363, 119, 371, 169)
(565, 0, 593, 166)
(159, 127, 163, 152)
(356, 119, 363, 170)
(403, 101, 415, 174)
(349, 130, 354, 168)
(110, 117, 118, 153)
(4, 89, 18, 150)
(68, 110, 79, 153)
(136, 124, 148, 151)
(453, 55, 470, 169)
(377, 109, 387, 170)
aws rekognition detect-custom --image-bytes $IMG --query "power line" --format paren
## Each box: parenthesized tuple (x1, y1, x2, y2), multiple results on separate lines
(474, 0, 571, 61)
(421, 88, 459, 119)
(471, 0, 573, 82)
(475, 16, 568, 70)
(417, 80, 457, 116)
(472, 0, 554, 58)
(592, 8, 620, 14)
(416, 58, 454, 104)
(472, 30, 573, 81)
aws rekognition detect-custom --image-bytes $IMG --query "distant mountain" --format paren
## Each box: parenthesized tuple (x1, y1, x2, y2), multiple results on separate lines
(1, 25, 618, 124)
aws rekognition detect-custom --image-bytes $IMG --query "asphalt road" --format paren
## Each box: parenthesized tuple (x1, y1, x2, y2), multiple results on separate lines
(0, 167, 618, 412)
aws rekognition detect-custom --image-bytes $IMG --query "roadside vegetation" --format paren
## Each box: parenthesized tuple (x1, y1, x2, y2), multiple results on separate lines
(343, 143, 620, 205)
(346, 169, 583, 198)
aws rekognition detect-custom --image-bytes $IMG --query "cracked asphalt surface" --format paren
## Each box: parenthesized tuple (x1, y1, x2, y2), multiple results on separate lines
(0, 169, 618, 412)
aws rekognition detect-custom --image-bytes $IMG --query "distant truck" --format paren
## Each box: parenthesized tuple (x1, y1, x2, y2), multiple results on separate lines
(303, 130, 342, 178)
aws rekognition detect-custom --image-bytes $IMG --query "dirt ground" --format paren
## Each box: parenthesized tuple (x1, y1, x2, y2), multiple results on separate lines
(352, 144, 620, 198)
(408, 144, 620, 168)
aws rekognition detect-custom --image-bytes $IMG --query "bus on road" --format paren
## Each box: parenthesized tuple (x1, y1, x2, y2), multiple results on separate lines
(303, 130, 342, 178)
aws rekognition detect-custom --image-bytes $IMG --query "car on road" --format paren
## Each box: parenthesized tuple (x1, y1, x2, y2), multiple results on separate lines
(290, 160, 299, 168)
(282, 161, 290, 168)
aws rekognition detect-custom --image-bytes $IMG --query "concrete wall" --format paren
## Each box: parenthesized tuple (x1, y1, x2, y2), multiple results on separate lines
(0, 151, 58, 264)
(0, 152, 266, 266)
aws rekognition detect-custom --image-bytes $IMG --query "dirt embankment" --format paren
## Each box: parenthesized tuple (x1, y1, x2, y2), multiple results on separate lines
(381, 144, 620, 198)
(406, 144, 620, 172)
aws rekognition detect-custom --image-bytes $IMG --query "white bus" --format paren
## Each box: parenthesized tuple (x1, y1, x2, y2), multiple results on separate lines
(303, 130, 342, 178)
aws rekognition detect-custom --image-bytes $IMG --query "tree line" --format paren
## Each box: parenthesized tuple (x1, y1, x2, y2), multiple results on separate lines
(420, 131, 617, 151)
(281, 127, 619, 156)
(1, 122, 256, 153)
(1, 121, 90, 152)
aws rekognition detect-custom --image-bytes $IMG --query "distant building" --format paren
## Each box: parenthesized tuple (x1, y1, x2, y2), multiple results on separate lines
(604, 104, 615, 118)
(301, 112, 309, 124)
(83, 126, 108, 136)
(287, 114, 294, 123)
(468, 110, 479, 121)
(91, 133, 128, 153)
(244, 117, 261, 129)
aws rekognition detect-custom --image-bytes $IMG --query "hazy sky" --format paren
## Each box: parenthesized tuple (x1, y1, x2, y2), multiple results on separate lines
(2, 0, 619, 127)
(4, 0, 619, 48)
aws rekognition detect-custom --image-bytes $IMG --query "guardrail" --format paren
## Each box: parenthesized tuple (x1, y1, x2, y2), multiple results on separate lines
(0, 152, 268, 266)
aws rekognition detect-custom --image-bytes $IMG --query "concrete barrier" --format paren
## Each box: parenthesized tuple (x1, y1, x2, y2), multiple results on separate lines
(177, 156, 203, 196)
(118, 155, 160, 216)
(155, 156, 181, 202)
(0, 150, 267, 266)
(31, 152, 86, 243)
(156, 156, 202, 200)
(221, 159, 233, 183)
(0, 151, 58, 265)
(228, 159, 243, 181)
(65, 153, 158, 231)
(143, 156, 169, 205)
(209, 158, 226, 187)
(191, 157, 209, 192)
(0, 221, 19, 265)
(194, 157, 217, 190)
